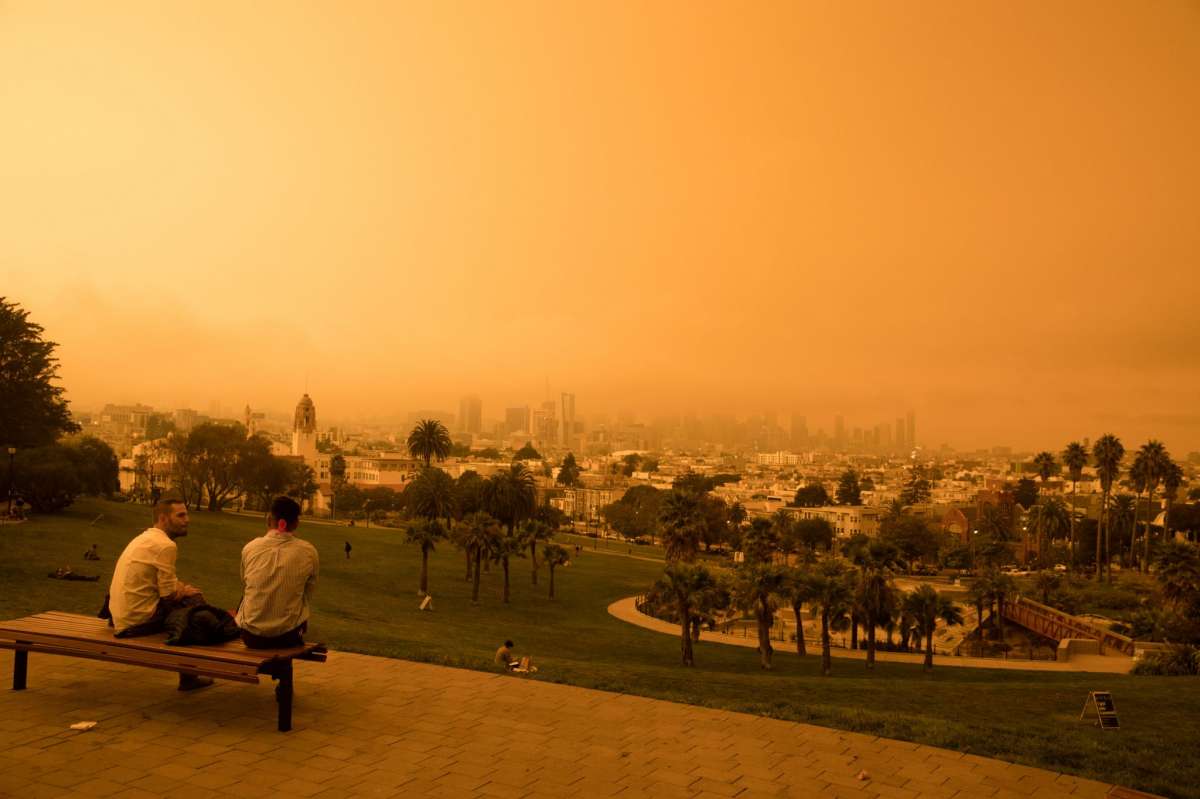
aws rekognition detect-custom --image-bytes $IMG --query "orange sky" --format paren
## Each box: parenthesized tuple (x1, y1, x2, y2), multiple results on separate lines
(2, 1, 1199, 451)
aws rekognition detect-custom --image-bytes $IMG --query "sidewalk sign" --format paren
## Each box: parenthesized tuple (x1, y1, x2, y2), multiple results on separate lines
(1079, 691, 1119, 730)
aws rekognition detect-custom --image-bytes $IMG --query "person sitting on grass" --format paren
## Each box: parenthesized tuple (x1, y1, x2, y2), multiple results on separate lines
(83, 543, 100, 560)
(236, 496, 319, 649)
(495, 640, 518, 669)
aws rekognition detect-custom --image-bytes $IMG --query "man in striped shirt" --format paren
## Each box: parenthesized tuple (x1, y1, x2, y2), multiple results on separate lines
(236, 496, 319, 648)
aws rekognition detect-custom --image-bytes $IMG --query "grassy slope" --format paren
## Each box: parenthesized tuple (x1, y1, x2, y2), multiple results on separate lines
(2, 499, 1197, 799)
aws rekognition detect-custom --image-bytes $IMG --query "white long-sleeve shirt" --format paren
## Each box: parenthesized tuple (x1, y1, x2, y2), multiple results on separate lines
(236, 531, 319, 637)
(109, 527, 178, 633)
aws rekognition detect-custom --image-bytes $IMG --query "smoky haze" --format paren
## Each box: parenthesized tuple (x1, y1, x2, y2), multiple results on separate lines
(2, 1, 1199, 452)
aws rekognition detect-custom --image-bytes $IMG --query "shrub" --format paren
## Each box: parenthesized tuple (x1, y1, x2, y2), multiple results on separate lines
(1132, 645, 1200, 677)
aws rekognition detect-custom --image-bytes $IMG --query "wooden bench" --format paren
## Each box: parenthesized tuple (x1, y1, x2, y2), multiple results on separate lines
(0, 611, 327, 731)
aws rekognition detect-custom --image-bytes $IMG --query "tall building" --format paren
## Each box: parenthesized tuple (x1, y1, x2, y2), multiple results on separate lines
(834, 415, 845, 449)
(906, 411, 916, 449)
(895, 417, 906, 450)
(560, 392, 576, 447)
(458, 395, 482, 434)
(292, 393, 318, 461)
(504, 406, 531, 435)
(790, 414, 808, 448)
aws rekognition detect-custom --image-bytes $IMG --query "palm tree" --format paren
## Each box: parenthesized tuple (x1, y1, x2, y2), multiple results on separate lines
(784, 565, 815, 656)
(484, 463, 537, 538)
(543, 543, 570, 599)
(407, 419, 452, 468)
(460, 512, 501, 604)
(1032, 452, 1057, 491)
(1135, 440, 1170, 571)
(1161, 461, 1185, 542)
(1033, 570, 1060, 605)
(1061, 441, 1088, 566)
(409, 467, 457, 527)
(1091, 434, 1125, 582)
(851, 540, 900, 670)
(902, 585, 963, 671)
(658, 562, 717, 666)
(1026, 498, 1069, 567)
(1109, 494, 1136, 567)
(807, 558, 854, 676)
(492, 534, 525, 604)
(1152, 541, 1200, 607)
(520, 519, 553, 585)
(405, 518, 446, 596)
(1128, 457, 1148, 570)
(659, 489, 702, 562)
(733, 562, 787, 670)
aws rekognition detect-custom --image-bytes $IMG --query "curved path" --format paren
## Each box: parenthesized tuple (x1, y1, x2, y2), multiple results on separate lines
(607, 596, 1132, 673)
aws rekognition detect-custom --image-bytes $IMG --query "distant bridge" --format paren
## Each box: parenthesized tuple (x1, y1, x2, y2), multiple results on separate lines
(1002, 596, 1135, 656)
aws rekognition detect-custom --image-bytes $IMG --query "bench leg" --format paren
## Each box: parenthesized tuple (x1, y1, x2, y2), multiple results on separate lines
(273, 660, 293, 732)
(13, 649, 28, 690)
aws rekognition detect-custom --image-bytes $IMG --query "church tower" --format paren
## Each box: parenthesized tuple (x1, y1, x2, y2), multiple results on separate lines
(292, 394, 318, 461)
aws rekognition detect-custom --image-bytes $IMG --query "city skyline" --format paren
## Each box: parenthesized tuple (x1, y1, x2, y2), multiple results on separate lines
(4, 2, 1199, 452)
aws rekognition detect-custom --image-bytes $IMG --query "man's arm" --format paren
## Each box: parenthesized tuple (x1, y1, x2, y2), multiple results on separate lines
(154, 544, 179, 599)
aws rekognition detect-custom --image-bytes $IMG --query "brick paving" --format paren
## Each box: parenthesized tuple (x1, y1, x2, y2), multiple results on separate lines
(0, 649, 1143, 798)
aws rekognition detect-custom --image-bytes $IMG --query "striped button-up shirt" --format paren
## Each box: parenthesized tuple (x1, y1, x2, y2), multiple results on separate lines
(109, 527, 178, 633)
(236, 531, 319, 637)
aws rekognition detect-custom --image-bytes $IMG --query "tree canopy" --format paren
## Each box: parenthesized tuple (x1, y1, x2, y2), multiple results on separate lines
(0, 298, 79, 448)
(835, 469, 861, 505)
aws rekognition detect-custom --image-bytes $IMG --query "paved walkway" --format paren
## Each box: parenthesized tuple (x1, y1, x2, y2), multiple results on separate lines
(607, 597, 1134, 673)
(0, 649, 1146, 799)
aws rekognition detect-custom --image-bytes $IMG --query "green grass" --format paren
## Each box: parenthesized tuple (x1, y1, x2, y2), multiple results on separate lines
(3, 499, 1199, 798)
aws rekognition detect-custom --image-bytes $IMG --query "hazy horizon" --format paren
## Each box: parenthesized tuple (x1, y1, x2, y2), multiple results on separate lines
(4, 1, 1199, 453)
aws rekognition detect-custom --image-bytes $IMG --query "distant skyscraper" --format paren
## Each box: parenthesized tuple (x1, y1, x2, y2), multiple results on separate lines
(458, 395, 482, 434)
(906, 410, 916, 448)
(505, 406, 531, 435)
(834, 415, 845, 448)
(790, 414, 808, 448)
(895, 417, 906, 450)
(560, 392, 576, 447)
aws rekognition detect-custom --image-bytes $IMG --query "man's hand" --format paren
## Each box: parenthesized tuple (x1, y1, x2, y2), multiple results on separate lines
(174, 583, 203, 600)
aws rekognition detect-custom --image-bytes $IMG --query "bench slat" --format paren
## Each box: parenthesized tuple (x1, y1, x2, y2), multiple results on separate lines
(0, 640, 261, 683)
(0, 630, 265, 676)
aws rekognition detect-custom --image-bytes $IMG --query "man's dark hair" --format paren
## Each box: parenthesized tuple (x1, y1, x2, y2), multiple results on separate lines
(269, 496, 302, 529)
(153, 498, 185, 520)
(504, 640, 514, 648)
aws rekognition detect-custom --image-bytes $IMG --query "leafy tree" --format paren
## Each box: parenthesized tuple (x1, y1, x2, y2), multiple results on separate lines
(733, 562, 787, 669)
(1162, 461, 1185, 540)
(556, 452, 582, 487)
(656, 562, 718, 666)
(406, 518, 446, 596)
(641, 457, 659, 474)
(513, 441, 542, 461)
(900, 466, 932, 506)
(1061, 441, 1089, 563)
(879, 511, 939, 570)
(790, 482, 830, 508)
(902, 584, 963, 671)
(407, 419, 452, 468)
(533, 504, 567, 529)
(455, 470, 485, 517)
(835, 469, 861, 506)
(334, 483, 367, 517)
(807, 558, 854, 676)
(602, 485, 662, 539)
(289, 464, 318, 508)
(672, 472, 716, 494)
(0, 298, 79, 448)
(363, 485, 398, 515)
(1012, 478, 1039, 510)
(65, 436, 119, 495)
(145, 413, 176, 441)
(621, 453, 641, 476)
(186, 422, 255, 511)
(10, 445, 81, 512)
(1092, 434, 1125, 581)
(791, 518, 834, 553)
(237, 441, 296, 510)
(543, 543, 570, 599)
(473, 447, 501, 460)
(1033, 570, 1061, 604)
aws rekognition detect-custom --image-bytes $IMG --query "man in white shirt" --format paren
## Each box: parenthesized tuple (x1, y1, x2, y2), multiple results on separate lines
(237, 496, 319, 649)
(108, 498, 210, 689)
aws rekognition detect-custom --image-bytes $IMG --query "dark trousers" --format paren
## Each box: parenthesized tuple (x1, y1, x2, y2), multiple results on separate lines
(107, 594, 205, 638)
(241, 622, 306, 649)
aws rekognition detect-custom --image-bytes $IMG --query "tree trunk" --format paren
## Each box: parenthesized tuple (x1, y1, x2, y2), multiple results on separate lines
(758, 598, 773, 670)
(502, 556, 510, 603)
(1095, 494, 1105, 581)
(866, 623, 876, 670)
(924, 630, 934, 671)
(530, 543, 539, 585)
(420, 549, 429, 595)
(691, 616, 701, 641)
(820, 611, 832, 676)
(1105, 494, 1114, 584)
(472, 550, 482, 603)
(1143, 487, 1155, 572)
(792, 604, 807, 656)
(997, 595, 1006, 654)
(548, 565, 556, 599)
(850, 613, 859, 650)
(1069, 480, 1077, 566)
(679, 598, 694, 666)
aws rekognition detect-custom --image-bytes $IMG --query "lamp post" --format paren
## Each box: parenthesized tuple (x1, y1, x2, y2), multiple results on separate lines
(6, 447, 15, 517)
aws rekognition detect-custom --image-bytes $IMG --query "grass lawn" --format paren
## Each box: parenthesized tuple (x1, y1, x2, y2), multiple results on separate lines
(3, 498, 1198, 798)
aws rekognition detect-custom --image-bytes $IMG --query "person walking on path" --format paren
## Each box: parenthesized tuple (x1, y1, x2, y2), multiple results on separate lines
(344, 540, 352, 559)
